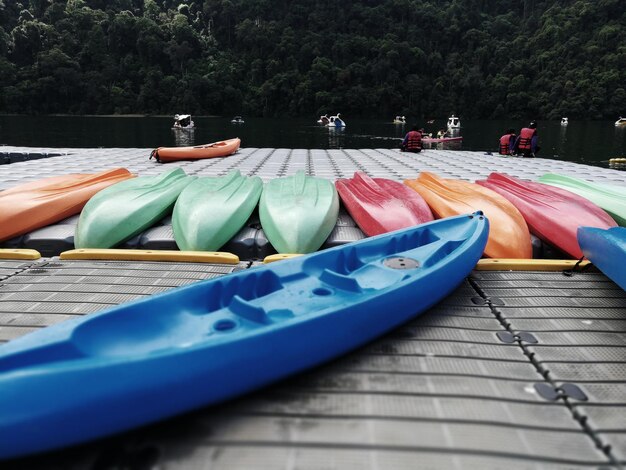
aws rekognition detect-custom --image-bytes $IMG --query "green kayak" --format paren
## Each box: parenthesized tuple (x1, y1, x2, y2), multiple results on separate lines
(75, 168, 195, 248)
(259, 170, 339, 254)
(172, 170, 263, 251)
(539, 173, 626, 226)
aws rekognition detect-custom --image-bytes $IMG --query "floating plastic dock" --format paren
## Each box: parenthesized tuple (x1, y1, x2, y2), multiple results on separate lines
(1, 256, 624, 468)
(1, 146, 624, 258)
(1, 147, 625, 468)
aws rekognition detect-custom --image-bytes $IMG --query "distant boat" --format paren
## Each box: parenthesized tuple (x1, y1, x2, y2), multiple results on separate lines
(561, 117, 569, 126)
(447, 114, 460, 130)
(172, 114, 194, 130)
(317, 114, 329, 125)
(616, 117, 626, 126)
(230, 116, 244, 124)
(327, 114, 346, 128)
(422, 136, 463, 144)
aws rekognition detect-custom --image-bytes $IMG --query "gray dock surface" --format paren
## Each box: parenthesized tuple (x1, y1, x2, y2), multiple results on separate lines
(1, 257, 624, 469)
(1, 147, 625, 468)
(1, 146, 625, 188)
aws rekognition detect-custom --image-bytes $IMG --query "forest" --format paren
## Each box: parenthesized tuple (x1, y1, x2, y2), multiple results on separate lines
(0, 0, 624, 120)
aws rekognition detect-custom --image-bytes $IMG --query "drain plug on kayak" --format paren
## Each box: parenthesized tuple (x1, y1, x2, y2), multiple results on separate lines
(383, 257, 420, 269)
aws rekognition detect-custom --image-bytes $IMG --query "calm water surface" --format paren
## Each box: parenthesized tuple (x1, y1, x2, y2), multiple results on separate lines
(1, 115, 625, 170)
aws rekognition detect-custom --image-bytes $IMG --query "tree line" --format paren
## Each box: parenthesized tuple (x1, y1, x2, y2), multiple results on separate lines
(0, 0, 624, 120)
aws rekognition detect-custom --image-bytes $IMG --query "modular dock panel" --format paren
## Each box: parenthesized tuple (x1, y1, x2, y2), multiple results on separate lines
(0, 258, 624, 469)
(0, 147, 625, 468)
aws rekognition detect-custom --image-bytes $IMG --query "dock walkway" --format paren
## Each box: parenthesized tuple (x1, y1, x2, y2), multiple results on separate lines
(1, 147, 625, 468)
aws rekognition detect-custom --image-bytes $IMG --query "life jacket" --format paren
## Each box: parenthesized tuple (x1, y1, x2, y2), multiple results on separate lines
(517, 128, 536, 151)
(406, 130, 422, 151)
(499, 134, 514, 155)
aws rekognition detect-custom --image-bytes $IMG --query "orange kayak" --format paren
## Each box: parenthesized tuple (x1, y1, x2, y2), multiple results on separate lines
(150, 138, 241, 163)
(0, 168, 134, 242)
(405, 172, 532, 258)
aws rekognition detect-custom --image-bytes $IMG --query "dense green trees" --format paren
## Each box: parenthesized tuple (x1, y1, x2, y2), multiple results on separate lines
(0, 0, 623, 119)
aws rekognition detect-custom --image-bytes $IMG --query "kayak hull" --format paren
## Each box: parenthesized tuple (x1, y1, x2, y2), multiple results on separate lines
(336, 172, 433, 236)
(259, 171, 339, 253)
(172, 170, 263, 251)
(75, 168, 195, 248)
(477, 173, 617, 259)
(0, 169, 134, 242)
(405, 172, 532, 259)
(539, 173, 626, 226)
(0, 212, 488, 459)
(422, 137, 463, 144)
(577, 226, 626, 290)
(151, 138, 241, 163)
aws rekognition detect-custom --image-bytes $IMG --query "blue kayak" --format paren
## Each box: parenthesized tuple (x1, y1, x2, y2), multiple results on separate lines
(577, 226, 626, 290)
(0, 212, 488, 459)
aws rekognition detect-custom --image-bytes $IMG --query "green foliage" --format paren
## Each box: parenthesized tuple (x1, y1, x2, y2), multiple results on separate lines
(0, 0, 624, 118)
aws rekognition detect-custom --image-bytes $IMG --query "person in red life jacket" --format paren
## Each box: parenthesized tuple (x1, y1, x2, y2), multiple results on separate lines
(514, 121, 540, 157)
(401, 125, 423, 153)
(498, 128, 517, 155)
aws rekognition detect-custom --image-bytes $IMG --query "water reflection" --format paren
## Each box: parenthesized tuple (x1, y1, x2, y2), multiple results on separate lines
(555, 123, 568, 158)
(327, 126, 345, 149)
(172, 128, 195, 147)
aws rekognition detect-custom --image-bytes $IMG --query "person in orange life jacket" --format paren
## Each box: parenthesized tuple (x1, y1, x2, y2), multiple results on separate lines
(514, 121, 540, 157)
(401, 125, 422, 153)
(498, 128, 517, 155)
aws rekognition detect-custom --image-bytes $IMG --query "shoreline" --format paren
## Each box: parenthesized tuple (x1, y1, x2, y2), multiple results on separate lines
(0, 113, 223, 118)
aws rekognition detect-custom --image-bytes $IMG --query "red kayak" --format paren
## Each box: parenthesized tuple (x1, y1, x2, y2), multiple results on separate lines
(335, 172, 433, 236)
(422, 136, 463, 144)
(476, 172, 617, 258)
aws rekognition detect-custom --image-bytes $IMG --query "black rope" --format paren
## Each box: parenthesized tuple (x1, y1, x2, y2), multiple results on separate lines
(563, 256, 590, 277)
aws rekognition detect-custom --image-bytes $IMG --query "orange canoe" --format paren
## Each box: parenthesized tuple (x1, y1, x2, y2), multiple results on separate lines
(0, 168, 134, 242)
(150, 138, 241, 163)
(405, 172, 532, 258)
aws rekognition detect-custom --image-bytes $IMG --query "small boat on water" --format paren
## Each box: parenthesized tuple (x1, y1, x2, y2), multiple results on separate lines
(446, 114, 461, 130)
(172, 114, 194, 129)
(327, 114, 346, 128)
(150, 138, 241, 163)
(0, 212, 488, 459)
(615, 117, 626, 126)
(422, 136, 463, 144)
(230, 116, 244, 124)
(317, 114, 330, 125)
(561, 117, 569, 126)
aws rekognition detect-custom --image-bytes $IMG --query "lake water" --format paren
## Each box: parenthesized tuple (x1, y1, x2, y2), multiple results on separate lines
(1, 115, 625, 170)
